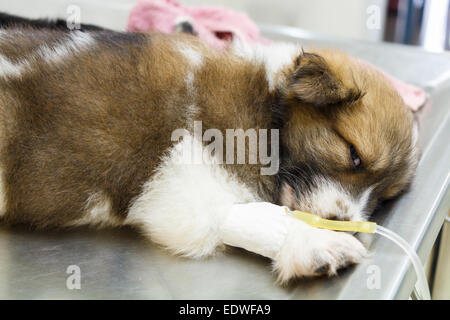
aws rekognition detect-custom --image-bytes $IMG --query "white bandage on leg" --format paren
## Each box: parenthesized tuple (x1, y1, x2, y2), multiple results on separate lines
(219, 202, 290, 259)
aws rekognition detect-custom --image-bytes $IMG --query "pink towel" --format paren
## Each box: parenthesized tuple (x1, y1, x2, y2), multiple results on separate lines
(127, 0, 427, 111)
(127, 0, 270, 50)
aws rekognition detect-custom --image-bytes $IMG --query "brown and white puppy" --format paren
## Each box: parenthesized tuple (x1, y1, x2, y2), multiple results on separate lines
(0, 28, 419, 283)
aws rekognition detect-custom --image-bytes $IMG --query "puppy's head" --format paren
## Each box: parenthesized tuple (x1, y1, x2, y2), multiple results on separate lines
(276, 49, 419, 221)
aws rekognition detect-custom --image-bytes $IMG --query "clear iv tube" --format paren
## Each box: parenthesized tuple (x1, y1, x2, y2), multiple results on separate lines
(375, 225, 431, 300)
(288, 209, 431, 299)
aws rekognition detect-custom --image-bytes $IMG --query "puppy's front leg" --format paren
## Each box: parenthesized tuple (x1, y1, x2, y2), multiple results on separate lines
(125, 135, 260, 258)
(125, 136, 366, 282)
(220, 202, 367, 283)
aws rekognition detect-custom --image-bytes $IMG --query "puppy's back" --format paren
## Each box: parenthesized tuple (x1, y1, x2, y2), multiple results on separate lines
(0, 30, 198, 227)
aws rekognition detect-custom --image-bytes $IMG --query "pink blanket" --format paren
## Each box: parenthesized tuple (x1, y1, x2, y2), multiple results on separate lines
(127, 0, 427, 111)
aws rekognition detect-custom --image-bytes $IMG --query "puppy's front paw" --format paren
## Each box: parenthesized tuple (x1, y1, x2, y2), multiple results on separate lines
(273, 221, 367, 284)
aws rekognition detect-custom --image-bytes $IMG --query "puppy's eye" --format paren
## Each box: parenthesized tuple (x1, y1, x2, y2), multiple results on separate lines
(349, 145, 361, 169)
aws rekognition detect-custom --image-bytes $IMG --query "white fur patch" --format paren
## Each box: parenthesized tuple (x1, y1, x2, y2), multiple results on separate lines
(125, 134, 258, 258)
(0, 29, 8, 39)
(302, 177, 373, 222)
(0, 31, 95, 79)
(231, 39, 301, 91)
(178, 45, 203, 68)
(185, 70, 195, 86)
(183, 71, 199, 127)
(0, 54, 29, 78)
(66, 192, 120, 227)
(184, 70, 197, 98)
(36, 31, 95, 65)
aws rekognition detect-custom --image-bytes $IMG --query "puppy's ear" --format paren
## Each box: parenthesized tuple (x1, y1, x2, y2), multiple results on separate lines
(286, 52, 362, 107)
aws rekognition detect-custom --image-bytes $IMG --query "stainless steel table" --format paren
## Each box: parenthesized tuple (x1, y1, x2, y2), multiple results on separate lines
(0, 25, 449, 300)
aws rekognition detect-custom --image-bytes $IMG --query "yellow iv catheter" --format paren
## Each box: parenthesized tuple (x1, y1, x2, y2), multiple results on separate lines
(286, 208, 377, 233)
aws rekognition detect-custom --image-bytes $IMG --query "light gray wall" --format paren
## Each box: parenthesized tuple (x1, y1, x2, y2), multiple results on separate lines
(0, 0, 387, 41)
(184, 0, 387, 41)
